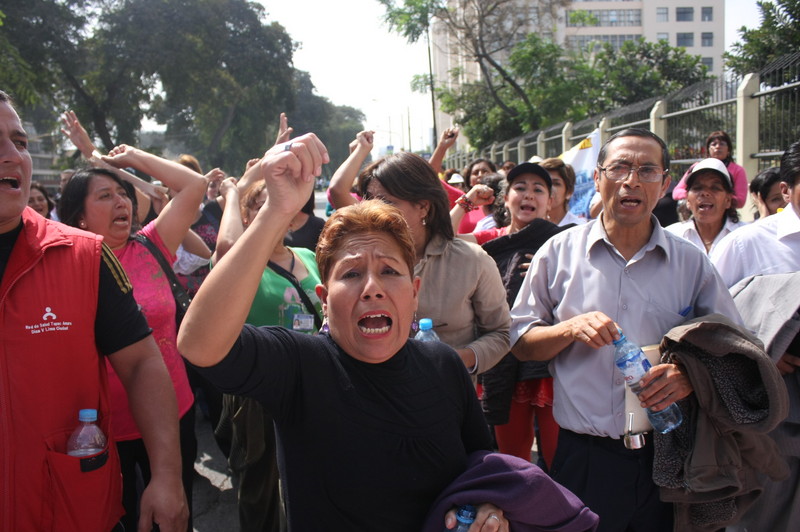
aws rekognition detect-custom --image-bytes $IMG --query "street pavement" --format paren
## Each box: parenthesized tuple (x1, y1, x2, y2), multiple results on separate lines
(192, 406, 236, 531)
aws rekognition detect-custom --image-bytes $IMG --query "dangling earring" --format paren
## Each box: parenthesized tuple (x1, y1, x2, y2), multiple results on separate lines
(320, 316, 329, 334)
(411, 312, 419, 333)
(421, 218, 427, 226)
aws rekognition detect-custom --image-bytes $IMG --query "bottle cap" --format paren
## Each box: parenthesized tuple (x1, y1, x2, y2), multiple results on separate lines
(612, 328, 626, 345)
(456, 504, 477, 523)
(419, 318, 433, 331)
(78, 409, 98, 422)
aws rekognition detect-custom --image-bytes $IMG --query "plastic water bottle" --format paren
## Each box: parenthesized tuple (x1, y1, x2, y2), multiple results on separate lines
(613, 333, 683, 434)
(66, 409, 107, 457)
(415, 318, 440, 342)
(449, 504, 476, 531)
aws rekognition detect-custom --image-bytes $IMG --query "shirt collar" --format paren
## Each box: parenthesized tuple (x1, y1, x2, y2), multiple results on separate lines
(414, 233, 449, 276)
(776, 204, 800, 240)
(587, 215, 669, 262)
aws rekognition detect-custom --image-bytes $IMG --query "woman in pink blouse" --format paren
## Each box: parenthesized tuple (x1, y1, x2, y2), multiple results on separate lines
(58, 146, 206, 532)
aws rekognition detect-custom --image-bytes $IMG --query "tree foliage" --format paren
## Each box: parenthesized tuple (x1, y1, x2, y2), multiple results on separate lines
(0, 0, 364, 173)
(724, 0, 800, 75)
(436, 35, 708, 148)
(377, 1, 706, 149)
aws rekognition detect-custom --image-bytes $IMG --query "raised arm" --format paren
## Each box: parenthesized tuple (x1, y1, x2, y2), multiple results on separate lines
(450, 183, 495, 242)
(429, 127, 459, 175)
(178, 133, 329, 366)
(327, 130, 373, 209)
(61, 111, 168, 200)
(211, 177, 245, 263)
(102, 145, 207, 254)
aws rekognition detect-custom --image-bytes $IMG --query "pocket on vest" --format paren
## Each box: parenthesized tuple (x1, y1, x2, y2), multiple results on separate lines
(42, 429, 124, 531)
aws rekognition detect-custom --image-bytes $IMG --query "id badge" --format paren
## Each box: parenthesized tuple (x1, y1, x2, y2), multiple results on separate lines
(292, 313, 315, 332)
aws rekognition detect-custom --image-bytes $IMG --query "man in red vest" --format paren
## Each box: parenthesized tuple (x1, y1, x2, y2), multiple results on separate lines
(0, 90, 188, 531)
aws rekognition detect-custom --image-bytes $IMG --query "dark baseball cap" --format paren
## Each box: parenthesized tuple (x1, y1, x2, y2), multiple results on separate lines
(506, 162, 552, 190)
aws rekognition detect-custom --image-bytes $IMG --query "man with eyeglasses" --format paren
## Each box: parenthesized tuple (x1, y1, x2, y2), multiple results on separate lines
(509, 128, 741, 532)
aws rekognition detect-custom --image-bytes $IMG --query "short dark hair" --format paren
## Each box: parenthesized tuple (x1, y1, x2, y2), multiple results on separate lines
(463, 158, 497, 180)
(58, 167, 128, 228)
(29, 181, 56, 215)
(780, 139, 800, 187)
(706, 131, 734, 164)
(540, 157, 576, 211)
(597, 128, 670, 175)
(0, 90, 11, 104)
(358, 151, 453, 241)
(749, 167, 782, 200)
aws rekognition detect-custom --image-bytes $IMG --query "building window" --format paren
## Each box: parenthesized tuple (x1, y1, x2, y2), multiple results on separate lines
(676, 7, 694, 22)
(566, 34, 637, 52)
(566, 9, 641, 27)
(677, 32, 694, 47)
(656, 7, 668, 22)
(702, 57, 714, 71)
(657, 33, 669, 42)
(702, 32, 713, 47)
(702, 7, 713, 21)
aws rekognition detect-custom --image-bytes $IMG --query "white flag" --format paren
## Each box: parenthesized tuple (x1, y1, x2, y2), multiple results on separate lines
(561, 128, 600, 219)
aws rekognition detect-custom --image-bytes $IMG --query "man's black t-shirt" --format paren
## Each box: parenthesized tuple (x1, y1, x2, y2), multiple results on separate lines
(0, 222, 150, 355)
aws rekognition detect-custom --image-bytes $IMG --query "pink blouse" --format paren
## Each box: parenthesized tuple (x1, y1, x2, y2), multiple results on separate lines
(108, 222, 194, 440)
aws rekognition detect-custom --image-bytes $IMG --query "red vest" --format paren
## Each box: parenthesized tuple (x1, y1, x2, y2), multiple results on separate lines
(0, 208, 123, 531)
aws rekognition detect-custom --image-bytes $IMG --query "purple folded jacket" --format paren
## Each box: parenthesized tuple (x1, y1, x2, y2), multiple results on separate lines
(422, 451, 599, 532)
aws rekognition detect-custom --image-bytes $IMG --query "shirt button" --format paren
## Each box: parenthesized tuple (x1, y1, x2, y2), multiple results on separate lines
(615, 380, 623, 385)
(622, 304, 628, 310)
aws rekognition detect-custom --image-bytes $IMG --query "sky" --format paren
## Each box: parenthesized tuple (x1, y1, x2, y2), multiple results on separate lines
(259, 0, 764, 154)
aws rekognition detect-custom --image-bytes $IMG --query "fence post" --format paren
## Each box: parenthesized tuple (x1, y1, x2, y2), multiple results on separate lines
(650, 100, 667, 143)
(562, 122, 573, 153)
(598, 117, 610, 147)
(537, 131, 546, 160)
(502, 142, 510, 165)
(737, 73, 760, 183)
(517, 137, 527, 162)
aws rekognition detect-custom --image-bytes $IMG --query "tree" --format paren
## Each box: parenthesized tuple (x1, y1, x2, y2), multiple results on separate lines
(0, 1, 166, 150)
(724, 0, 800, 75)
(595, 38, 708, 107)
(378, 0, 570, 142)
(124, 0, 297, 170)
(279, 71, 366, 175)
(0, 0, 302, 172)
(0, 9, 39, 107)
(435, 32, 710, 149)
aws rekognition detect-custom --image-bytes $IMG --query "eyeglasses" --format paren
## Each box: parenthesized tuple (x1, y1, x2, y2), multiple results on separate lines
(598, 163, 666, 183)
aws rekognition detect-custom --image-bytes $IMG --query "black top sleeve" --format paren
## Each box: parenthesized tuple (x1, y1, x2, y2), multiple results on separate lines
(95, 244, 152, 355)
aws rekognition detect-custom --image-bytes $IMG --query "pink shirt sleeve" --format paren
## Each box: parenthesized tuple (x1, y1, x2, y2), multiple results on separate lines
(441, 180, 464, 207)
(672, 167, 691, 201)
(727, 162, 749, 208)
(672, 161, 748, 208)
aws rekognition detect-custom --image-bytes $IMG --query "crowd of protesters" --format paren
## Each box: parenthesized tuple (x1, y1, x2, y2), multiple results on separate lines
(3, 85, 800, 532)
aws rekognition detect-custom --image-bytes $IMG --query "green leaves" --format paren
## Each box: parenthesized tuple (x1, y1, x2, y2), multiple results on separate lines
(724, 0, 800, 75)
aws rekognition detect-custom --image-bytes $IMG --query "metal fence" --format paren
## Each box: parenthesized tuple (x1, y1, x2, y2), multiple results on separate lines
(445, 53, 800, 182)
